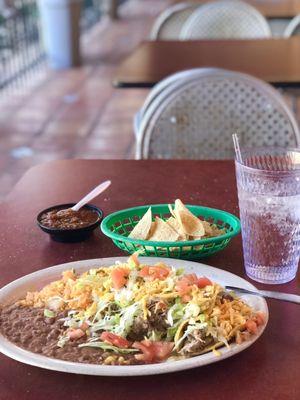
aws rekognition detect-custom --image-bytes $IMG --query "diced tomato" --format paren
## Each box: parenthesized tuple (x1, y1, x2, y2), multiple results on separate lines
(182, 294, 192, 303)
(80, 322, 89, 331)
(254, 312, 265, 326)
(151, 341, 174, 360)
(245, 313, 265, 334)
(139, 265, 150, 278)
(67, 328, 85, 340)
(133, 340, 174, 363)
(133, 342, 153, 362)
(139, 264, 170, 281)
(245, 319, 258, 334)
(197, 277, 212, 288)
(176, 274, 212, 299)
(175, 277, 192, 296)
(111, 267, 129, 289)
(175, 274, 197, 295)
(184, 273, 198, 285)
(100, 332, 131, 348)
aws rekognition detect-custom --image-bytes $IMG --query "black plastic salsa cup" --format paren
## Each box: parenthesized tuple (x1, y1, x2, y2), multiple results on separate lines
(37, 203, 103, 243)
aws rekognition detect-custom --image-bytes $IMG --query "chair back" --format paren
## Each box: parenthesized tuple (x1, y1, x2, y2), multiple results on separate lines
(134, 68, 221, 139)
(180, 0, 271, 39)
(150, 2, 199, 39)
(283, 15, 300, 37)
(136, 69, 300, 159)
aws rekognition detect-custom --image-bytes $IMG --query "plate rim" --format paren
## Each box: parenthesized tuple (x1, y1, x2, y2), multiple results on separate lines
(0, 257, 269, 376)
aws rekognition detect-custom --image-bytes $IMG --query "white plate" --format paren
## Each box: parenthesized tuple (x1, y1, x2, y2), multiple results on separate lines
(0, 257, 268, 376)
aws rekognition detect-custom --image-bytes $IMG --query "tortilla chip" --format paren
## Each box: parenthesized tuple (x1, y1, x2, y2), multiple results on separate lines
(174, 199, 194, 216)
(166, 217, 187, 241)
(148, 217, 179, 242)
(128, 207, 152, 240)
(175, 210, 205, 237)
(168, 204, 176, 218)
(202, 220, 213, 237)
(128, 200, 222, 244)
(211, 224, 226, 237)
(173, 199, 205, 237)
(191, 235, 203, 240)
(147, 221, 157, 239)
(174, 320, 189, 347)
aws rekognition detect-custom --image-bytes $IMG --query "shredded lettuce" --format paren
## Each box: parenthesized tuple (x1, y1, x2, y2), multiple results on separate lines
(176, 268, 185, 276)
(127, 269, 139, 290)
(79, 342, 138, 354)
(183, 303, 201, 320)
(89, 269, 97, 276)
(57, 336, 69, 348)
(113, 303, 141, 336)
(164, 277, 175, 291)
(44, 309, 55, 318)
(198, 314, 206, 323)
(90, 314, 120, 332)
(46, 296, 64, 311)
(114, 288, 134, 307)
(149, 330, 163, 341)
(167, 299, 184, 326)
(167, 323, 180, 340)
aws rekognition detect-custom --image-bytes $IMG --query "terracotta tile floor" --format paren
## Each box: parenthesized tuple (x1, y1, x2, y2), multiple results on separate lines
(0, 0, 300, 199)
(0, 0, 168, 199)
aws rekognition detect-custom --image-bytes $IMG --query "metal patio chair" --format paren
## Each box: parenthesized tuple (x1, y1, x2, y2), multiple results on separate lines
(283, 14, 300, 37)
(136, 69, 300, 159)
(180, 0, 271, 39)
(150, 2, 199, 40)
(134, 68, 221, 139)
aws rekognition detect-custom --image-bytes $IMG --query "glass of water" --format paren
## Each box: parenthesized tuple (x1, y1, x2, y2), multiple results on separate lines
(235, 147, 300, 284)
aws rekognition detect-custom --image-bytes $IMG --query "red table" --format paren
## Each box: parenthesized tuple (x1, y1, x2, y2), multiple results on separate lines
(0, 159, 299, 400)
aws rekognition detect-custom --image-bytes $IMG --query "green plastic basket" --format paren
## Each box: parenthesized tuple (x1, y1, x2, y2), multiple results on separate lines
(101, 204, 240, 260)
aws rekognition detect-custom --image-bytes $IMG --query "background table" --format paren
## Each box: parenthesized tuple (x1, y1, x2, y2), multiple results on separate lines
(172, 0, 300, 18)
(113, 38, 300, 88)
(0, 159, 299, 400)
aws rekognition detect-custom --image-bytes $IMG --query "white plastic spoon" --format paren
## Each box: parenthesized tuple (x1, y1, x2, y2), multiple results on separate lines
(71, 180, 111, 212)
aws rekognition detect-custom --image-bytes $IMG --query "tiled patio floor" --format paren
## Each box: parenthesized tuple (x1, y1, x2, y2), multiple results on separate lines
(0, 0, 300, 199)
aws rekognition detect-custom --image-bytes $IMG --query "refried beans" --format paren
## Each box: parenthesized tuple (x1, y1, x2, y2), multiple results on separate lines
(0, 305, 140, 365)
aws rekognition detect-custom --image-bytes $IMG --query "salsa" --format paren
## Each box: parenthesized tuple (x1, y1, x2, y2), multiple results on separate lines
(39, 207, 99, 230)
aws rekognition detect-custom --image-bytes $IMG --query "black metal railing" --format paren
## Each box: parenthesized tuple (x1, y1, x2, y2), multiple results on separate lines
(81, 0, 127, 30)
(0, 0, 45, 92)
(81, 0, 102, 31)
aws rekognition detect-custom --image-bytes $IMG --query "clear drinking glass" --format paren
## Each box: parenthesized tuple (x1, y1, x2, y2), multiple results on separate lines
(235, 147, 300, 284)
